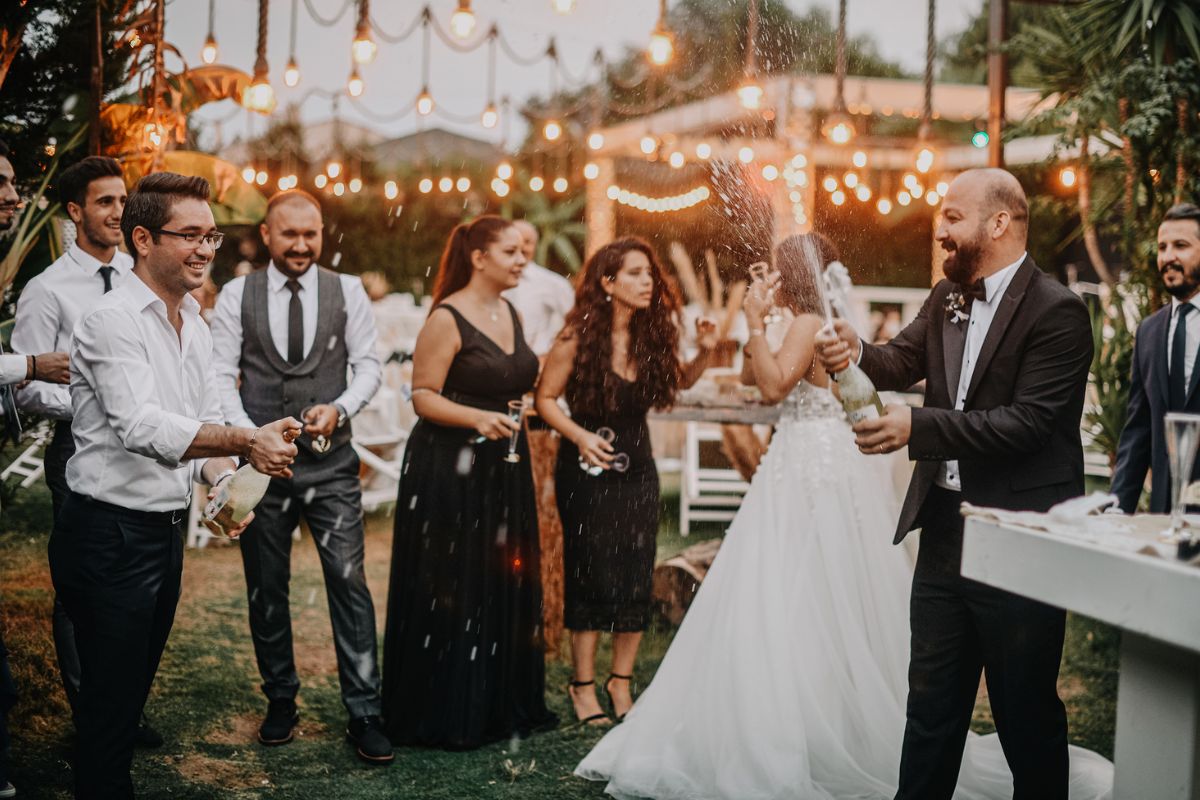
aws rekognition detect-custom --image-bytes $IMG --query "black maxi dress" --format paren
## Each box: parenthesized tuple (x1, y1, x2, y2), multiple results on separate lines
(383, 302, 557, 749)
(555, 375, 660, 632)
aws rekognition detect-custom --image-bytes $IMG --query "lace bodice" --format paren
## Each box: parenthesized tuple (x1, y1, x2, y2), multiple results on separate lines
(776, 380, 845, 424)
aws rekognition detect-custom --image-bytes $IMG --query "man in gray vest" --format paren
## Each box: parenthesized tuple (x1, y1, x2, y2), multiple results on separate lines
(209, 189, 391, 764)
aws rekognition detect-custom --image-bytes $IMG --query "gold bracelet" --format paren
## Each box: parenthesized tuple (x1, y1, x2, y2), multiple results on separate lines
(246, 427, 261, 460)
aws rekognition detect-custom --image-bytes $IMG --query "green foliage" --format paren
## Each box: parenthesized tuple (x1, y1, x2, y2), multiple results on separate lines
(1086, 288, 1139, 462)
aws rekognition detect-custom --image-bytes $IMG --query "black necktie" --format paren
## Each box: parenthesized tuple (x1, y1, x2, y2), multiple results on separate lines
(286, 279, 303, 365)
(98, 265, 115, 294)
(1170, 303, 1194, 410)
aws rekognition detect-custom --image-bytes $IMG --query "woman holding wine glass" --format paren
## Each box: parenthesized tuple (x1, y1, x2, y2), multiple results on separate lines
(382, 215, 557, 749)
(535, 237, 717, 726)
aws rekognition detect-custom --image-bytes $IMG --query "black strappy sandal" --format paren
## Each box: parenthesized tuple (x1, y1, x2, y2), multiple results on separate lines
(568, 679, 612, 726)
(603, 673, 634, 722)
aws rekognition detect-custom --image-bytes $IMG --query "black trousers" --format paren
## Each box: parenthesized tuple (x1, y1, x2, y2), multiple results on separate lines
(49, 493, 184, 800)
(896, 486, 1069, 800)
(238, 446, 382, 719)
(43, 420, 83, 711)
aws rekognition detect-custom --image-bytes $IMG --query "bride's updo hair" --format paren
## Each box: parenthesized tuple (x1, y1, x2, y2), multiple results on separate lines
(773, 232, 839, 316)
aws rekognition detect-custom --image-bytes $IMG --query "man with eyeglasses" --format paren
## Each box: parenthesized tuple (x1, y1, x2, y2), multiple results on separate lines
(9, 156, 175, 749)
(209, 189, 389, 764)
(49, 172, 302, 799)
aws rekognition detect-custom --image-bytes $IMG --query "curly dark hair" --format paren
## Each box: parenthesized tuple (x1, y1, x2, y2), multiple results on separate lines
(562, 237, 683, 417)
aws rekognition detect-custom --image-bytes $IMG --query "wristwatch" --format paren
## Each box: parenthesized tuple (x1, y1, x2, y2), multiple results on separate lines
(334, 404, 348, 429)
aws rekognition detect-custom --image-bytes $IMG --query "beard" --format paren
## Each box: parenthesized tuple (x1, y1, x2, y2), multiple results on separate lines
(942, 229, 987, 285)
(1162, 263, 1200, 299)
(81, 216, 120, 249)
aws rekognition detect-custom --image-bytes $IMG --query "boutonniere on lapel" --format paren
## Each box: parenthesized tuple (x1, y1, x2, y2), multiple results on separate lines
(945, 290, 970, 325)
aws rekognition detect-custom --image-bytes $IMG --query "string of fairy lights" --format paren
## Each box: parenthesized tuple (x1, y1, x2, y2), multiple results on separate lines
(206, 0, 1029, 218)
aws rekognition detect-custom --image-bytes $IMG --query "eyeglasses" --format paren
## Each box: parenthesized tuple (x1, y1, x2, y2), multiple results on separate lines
(148, 228, 225, 250)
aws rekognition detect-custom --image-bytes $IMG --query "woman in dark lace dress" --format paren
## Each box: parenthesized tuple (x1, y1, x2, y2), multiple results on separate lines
(535, 238, 716, 725)
(383, 216, 557, 749)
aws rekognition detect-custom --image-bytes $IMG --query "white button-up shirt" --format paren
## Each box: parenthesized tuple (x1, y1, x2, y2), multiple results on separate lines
(0, 354, 26, 385)
(11, 244, 134, 419)
(1167, 296, 1200, 387)
(503, 261, 575, 356)
(67, 273, 221, 511)
(936, 253, 1025, 492)
(209, 263, 381, 430)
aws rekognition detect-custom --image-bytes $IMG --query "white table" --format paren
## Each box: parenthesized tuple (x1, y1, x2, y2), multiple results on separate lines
(961, 514, 1200, 799)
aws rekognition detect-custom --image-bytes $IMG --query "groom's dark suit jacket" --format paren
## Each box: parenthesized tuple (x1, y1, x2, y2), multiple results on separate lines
(859, 256, 1094, 544)
(1110, 303, 1200, 513)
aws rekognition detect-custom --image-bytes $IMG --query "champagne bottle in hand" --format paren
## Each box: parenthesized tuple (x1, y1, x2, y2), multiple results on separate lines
(202, 464, 271, 538)
(824, 324, 885, 424)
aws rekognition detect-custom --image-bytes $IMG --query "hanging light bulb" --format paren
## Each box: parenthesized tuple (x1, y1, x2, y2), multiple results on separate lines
(284, 57, 301, 87)
(1059, 167, 1077, 188)
(737, 76, 763, 110)
(419, 178, 433, 193)
(450, 0, 476, 39)
(695, 142, 712, 159)
(457, 177, 471, 192)
(640, 135, 657, 155)
(647, 0, 674, 67)
(914, 147, 935, 174)
(256, 170, 268, 186)
(553, 176, 569, 193)
(530, 176, 545, 192)
(877, 198, 892, 215)
(822, 111, 855, 145)
(314, 174, 328, 189)
(669, 151, 685, 169)
(551, 0, 576, 13)
(333, 182, 345, 196)
(202, 34, 219, 64)
(481, 103, 499, 129)
(352, 18, 377, 65)
(738, 146, 754, 163)
(417, 87, 434, 115)
(349, 177, 363, 193)
(543, 119, 562, 141)
(242, 166, 256, 184)
(852, 150, 867, 168)
(583, 163, 599, 180)
(242, 75, 276, 114)
(384, 180, 399, 200)
(347, 67, 364, 97)
(438, 177, 453, 193)
(327, 161, 342, 178)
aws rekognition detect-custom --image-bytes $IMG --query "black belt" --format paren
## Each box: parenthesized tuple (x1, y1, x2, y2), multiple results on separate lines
(68, 491, 188, 526)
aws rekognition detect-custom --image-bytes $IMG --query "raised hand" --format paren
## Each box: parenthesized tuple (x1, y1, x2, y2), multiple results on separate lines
(302, 403, 339, 437)
(473, 410, 520, 441)
(814, 318, 861, 374)
(695, 316, 720, 351)
(249, 417, 302, 477)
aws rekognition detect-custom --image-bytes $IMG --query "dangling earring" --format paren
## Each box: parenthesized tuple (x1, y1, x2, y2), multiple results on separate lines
(605, 293, 612, 303)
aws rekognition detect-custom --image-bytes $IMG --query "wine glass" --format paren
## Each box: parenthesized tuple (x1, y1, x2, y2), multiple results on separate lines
(1162, 412, 1200, 543)
(299, 405, 332, 453)
(504, 399, 526, 463)
(579, 427, 614, 476)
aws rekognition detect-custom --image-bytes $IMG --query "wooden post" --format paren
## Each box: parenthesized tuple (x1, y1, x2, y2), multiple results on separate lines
(585, 157, 616, 257)
(986, 0, 1007, 168)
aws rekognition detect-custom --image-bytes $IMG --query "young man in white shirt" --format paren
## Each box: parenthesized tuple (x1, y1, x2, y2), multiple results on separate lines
(48, 172, 301, 800)
(9, 155, 150, 741)
(503, 219, 575, 357)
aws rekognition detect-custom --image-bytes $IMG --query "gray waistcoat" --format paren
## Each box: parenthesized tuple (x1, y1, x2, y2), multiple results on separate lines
(239, 267, 351, 458)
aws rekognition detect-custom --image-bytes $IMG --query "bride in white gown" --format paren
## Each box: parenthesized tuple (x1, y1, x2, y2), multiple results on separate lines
(575, 234, 1113, 800)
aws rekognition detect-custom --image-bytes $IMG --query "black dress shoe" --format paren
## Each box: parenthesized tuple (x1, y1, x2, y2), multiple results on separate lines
(134, 713, 164, 749)
(346, 715, 393, 764)
(258, 699, 299, 746)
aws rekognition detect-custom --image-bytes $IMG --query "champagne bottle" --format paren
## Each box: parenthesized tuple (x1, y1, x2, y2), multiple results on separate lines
(202, 464, 271, 538)
(832, 360, 885, 425)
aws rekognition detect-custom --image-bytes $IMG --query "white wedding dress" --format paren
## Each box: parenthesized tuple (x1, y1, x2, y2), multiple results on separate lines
(576, 380, 1113, 800)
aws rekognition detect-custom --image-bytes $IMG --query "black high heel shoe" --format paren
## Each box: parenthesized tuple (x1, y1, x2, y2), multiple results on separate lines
(567, 679, 612, 726)
(603, 673, 634, 722)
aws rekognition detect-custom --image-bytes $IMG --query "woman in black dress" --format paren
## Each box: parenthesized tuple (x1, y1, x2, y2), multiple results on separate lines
(536, 238, 716, 724)
(383, 215, 557, 749)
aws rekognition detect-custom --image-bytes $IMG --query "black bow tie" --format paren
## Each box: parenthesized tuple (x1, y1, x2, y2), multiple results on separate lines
(962, 280, 987, 304)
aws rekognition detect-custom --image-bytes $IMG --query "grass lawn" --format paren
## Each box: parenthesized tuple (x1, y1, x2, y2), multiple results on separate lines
(0, 473, 1117, 799)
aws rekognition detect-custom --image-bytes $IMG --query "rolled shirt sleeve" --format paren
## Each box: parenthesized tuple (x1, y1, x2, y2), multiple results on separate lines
(11, 278, 72, 418)
(333, 276, 382, 418)
(208, 277, 257, 430)
(0, 354, 28, 386)
(74, 309, 202, 469)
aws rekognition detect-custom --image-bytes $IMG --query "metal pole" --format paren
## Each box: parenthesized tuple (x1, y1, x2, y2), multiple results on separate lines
(986, 0, 1007, 168)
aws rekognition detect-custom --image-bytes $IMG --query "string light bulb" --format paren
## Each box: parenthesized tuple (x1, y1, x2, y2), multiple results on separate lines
(877, 198, 892, 214)
(417, 87, 434, 115)
(583, 163, 599, 180)
(314, 174, 328, 188)
(496, 162, 514, 180)
(326, 161, 342, 178)
(457, 177, 471, 192)
(695, 142, 711, 159)
(349, 178, 363, 193)
(352, 20, 377, 65)
(737, 77, 763, 110)
(450, 0, 476, 39)
(242, 167, 256, 184)
(438, 177, 452, 192)
(202, 34, 219, 64)
(915, 147, 935, 174)
(738, 146, 754, 163)
(551, 0, 576, 13)
(242, 77, 276, 114)
(761, 165, 779, 181)
(419, 178, 433, 193)
(284, 58, 301, 87)
(543, 119, 562, 141)
(669, 151, 685, 169)
(587, 132, 604, 150)
(384, 180, 399, 200)
(648, 0, 673, 66)
(1059, 167, 1077, 188)
(852, 151, 867, 168)
(347, 67, 364, 97)
(530, 176, 545, 192)
(481, 103, 499, 129)
(553, 176, 568, 192)
(640, 135, 657, 155)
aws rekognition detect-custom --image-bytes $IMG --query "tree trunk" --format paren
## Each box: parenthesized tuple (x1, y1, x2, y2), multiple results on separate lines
(0, 18, 29, 92)
(1077, 140, 1115, 285)
(652, 538, 723, 626)
(1118, 97, 1137, 256)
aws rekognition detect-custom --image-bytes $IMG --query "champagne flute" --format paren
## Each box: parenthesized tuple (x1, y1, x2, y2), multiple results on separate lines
(1161, 413, 1200, 543)
(504, 399, 526, 463)
(579, 426, 616, 476)
(749, 261, 782, 325)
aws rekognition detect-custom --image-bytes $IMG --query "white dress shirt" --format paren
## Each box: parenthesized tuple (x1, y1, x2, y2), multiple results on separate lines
(209, 262, 382, 430)
(11, 244, 134, 419)
(0, 355, 27, 386)
(1166, 296, 1200, 387)
(936, 253, 1026, 492)
(67, 273, 221, 511)
(503, 261, 575, 356)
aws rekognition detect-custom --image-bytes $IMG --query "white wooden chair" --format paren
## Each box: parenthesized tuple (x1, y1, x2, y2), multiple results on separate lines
(679, 422, 750, 536)
(0, 421, 53, 488)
